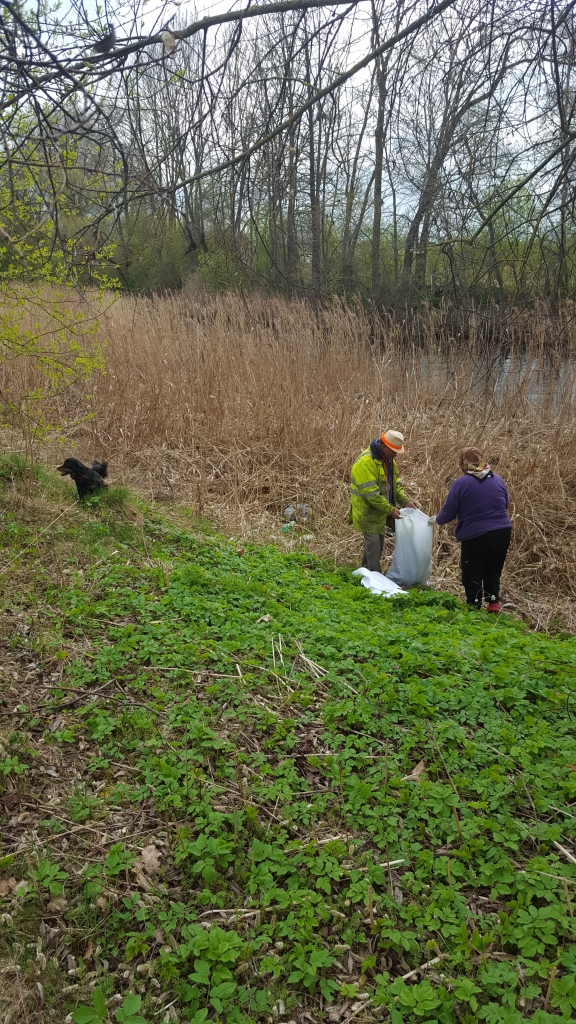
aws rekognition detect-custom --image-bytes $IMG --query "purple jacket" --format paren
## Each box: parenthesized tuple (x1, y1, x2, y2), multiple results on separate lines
(436, 472, 512, 542)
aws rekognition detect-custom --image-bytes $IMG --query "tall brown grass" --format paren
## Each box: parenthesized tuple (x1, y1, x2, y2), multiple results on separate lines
(4, 290, 576, 629)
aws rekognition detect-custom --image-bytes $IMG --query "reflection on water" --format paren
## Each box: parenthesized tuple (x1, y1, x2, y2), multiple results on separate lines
(400, 349, 576, 410)
(493, 355, 575, 407)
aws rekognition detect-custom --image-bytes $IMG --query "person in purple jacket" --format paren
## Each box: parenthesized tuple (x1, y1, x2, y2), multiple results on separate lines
(430, 446, 512, 613)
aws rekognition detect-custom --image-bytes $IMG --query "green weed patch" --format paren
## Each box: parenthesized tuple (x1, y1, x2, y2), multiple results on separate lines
(1, 505, 576, 1023)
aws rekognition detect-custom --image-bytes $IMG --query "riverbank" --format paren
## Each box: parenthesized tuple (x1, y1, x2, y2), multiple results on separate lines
(1, 468, 575, 1023)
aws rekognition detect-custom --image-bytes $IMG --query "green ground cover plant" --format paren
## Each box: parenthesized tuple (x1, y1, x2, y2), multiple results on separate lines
(1, 472, 576, 1023)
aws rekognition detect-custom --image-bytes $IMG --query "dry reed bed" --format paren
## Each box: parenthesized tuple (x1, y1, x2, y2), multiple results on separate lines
(5, 290, 576, 629)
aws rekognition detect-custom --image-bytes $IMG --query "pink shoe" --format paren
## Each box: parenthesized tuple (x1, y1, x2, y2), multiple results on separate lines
(486, 602, 500, 613)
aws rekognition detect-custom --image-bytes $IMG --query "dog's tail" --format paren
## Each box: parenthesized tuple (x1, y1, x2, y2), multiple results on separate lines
(92, 460, 108, 479)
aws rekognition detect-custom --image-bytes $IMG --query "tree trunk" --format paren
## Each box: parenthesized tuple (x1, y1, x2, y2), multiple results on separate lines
(308, 106, 321, 301)
(413, 208, 431, 298)
(371, 57, 386, 304)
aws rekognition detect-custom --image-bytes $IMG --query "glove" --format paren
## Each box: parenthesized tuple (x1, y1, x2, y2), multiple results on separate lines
(428, 515, 437, 525)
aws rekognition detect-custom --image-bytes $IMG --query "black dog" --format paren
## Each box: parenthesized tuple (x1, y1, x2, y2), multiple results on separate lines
(57, 458, 108, 499)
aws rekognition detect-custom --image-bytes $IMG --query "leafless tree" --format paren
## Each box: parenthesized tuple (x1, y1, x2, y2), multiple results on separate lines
(2, 0, 576, 308)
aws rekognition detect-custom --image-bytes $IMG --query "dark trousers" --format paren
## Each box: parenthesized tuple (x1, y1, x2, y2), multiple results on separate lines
(460, 527, 512, 607)
(362, 533, 385, 572)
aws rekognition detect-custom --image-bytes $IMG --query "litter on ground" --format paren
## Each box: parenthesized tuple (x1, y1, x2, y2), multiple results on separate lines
(352, 567, 407, 597)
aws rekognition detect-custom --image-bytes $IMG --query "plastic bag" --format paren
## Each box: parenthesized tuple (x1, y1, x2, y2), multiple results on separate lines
(387, 507, 433, 588)
(352, 568, 407, 598)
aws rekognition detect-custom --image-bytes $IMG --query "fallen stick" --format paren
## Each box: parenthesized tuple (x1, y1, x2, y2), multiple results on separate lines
(518, 869, 576, 884)
(347, 858, 406, 873)
(342, 999, 370, 1023)
(548, 804, 576, 820)
(199, 907, 258, 918)
(40, 680, 115, 709)
(553, 840, 576, 867)
(401, 955, 446, 982)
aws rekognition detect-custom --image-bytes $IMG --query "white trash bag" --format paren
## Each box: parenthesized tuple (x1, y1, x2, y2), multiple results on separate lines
(352, 567, 407, 598)
(387, 507, 433, 588)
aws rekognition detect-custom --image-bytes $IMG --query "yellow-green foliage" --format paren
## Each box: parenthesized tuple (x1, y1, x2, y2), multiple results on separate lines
(0, 286, 106, 452)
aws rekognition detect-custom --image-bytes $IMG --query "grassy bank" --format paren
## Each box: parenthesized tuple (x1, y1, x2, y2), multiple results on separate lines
(1, 461, 576, 1024)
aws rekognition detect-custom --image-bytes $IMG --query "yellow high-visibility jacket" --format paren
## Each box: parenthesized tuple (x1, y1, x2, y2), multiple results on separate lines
(349, 447, 410, 533)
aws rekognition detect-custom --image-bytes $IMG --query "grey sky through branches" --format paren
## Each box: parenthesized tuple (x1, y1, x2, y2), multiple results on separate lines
(1, 1, 576, 304)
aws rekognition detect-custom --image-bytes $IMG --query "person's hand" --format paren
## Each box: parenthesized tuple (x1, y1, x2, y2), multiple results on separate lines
(428, 515, 437, 525)
(404, 501, 416, 509)
(392, 508, 402, 520)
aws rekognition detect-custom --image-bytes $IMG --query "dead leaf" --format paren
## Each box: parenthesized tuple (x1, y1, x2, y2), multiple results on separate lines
(131, 865, 153, 892)
(0, 877, 18, 897)
(44, 926, 60, 952)
(83, 941, 93, 962)
(402, 759, 427, 781)
(256, 614, 272, 623)
(46, 895, 68, 914)
(140, 844, 162, 875)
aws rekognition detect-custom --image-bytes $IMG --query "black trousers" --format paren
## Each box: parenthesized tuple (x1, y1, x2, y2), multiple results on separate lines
(460, 527, 512, 607)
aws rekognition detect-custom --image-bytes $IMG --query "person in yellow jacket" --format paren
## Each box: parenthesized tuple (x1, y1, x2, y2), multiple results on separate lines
(350, 429, 416, 572)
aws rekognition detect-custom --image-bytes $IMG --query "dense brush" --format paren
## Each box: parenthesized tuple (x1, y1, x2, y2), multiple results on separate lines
(4, 289, 576, 628)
